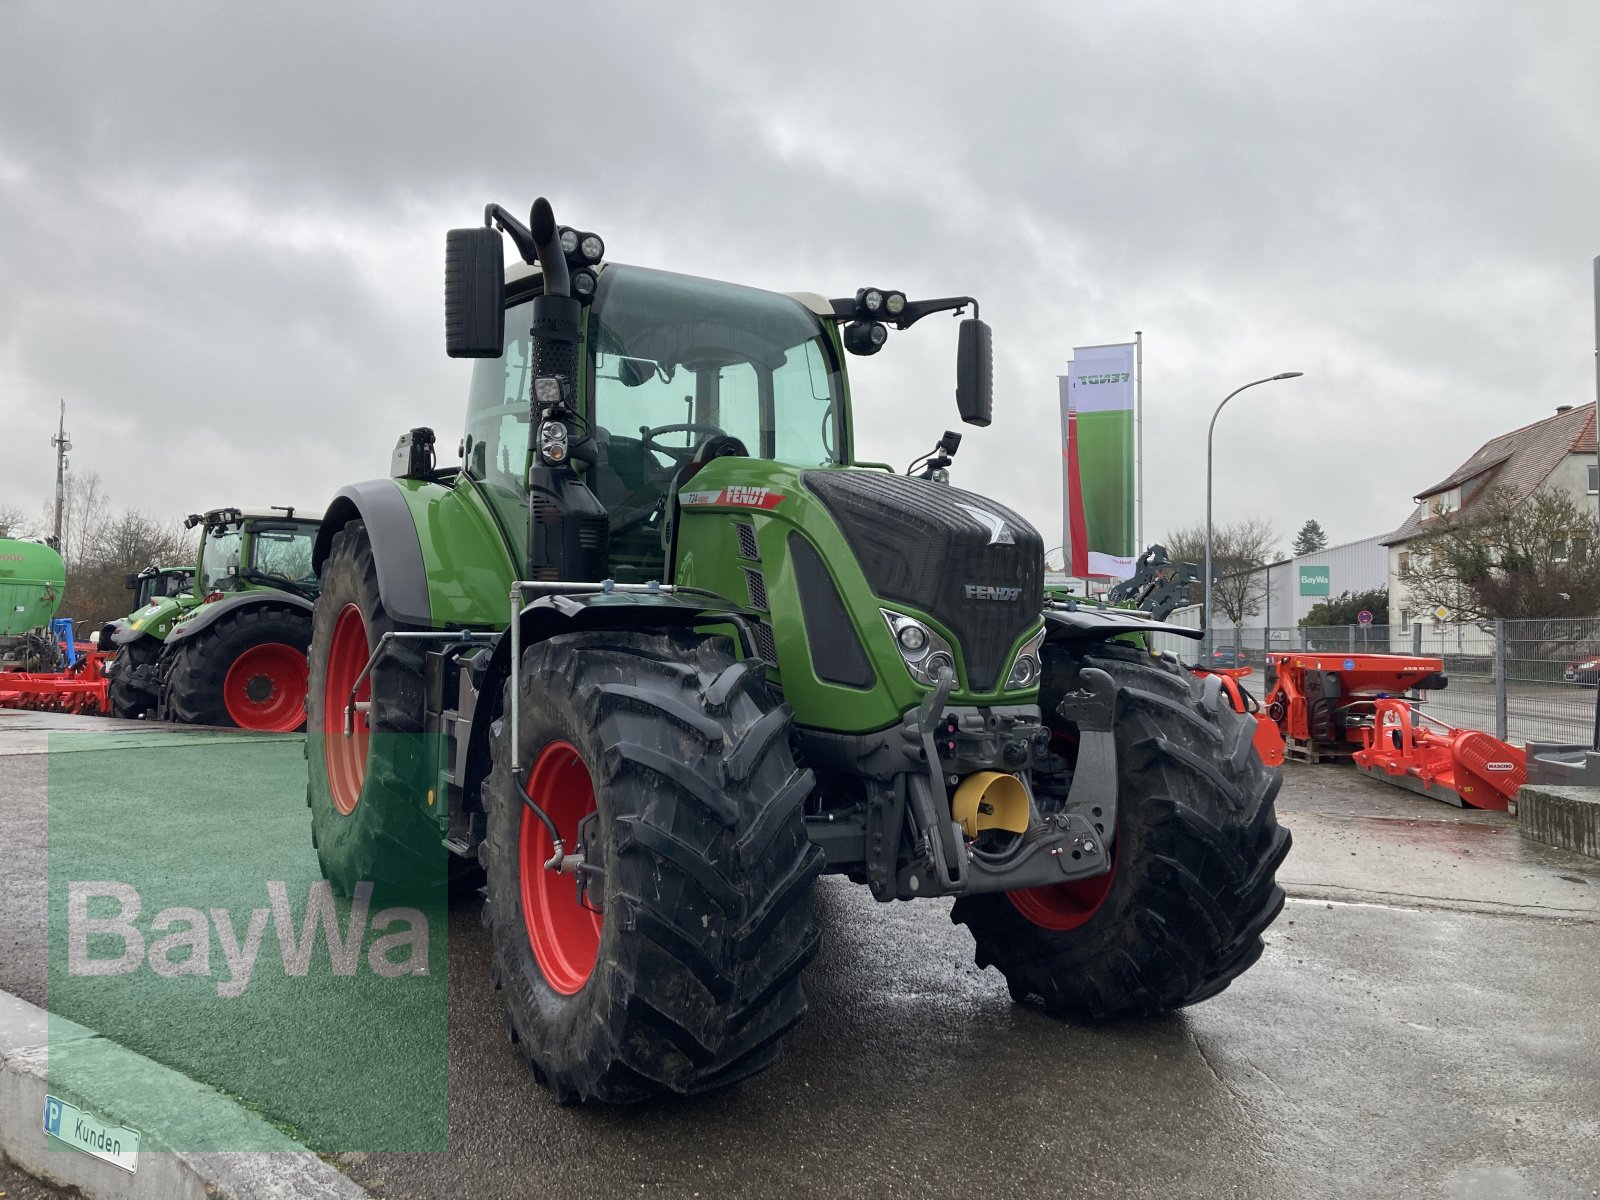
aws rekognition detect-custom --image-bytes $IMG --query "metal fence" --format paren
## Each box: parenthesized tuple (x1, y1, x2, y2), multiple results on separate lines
(1193, 616, 1600, 749)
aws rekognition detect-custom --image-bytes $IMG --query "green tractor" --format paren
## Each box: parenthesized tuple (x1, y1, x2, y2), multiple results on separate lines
(106, 507, 321, 728)
(304, 199, 1289, 1104)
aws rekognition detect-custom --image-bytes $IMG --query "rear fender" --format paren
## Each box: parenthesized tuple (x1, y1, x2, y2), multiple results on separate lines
(165, 591, 314, 647)
(314, 482, 434, 628)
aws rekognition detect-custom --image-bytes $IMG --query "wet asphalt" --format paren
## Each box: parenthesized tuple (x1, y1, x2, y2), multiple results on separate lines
(2, 711, 1599, 1199)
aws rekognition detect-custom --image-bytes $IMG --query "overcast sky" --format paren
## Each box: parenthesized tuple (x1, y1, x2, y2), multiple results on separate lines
(3, 1, 1598, 563)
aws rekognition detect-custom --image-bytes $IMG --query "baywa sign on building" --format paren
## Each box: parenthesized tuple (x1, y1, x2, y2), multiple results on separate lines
(1299, 565, 1331, 596)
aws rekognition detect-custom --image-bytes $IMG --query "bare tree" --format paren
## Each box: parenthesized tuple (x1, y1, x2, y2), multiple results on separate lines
(0, 504, 35, 538)
(1403, 484, 1600, 624)
(39, 469, 110, 568)
(1164, 518, 1280, 624)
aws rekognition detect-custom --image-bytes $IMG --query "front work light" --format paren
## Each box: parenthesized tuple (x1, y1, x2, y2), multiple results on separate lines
(844, 320, 889, 356)
(533, 375, 564, 407)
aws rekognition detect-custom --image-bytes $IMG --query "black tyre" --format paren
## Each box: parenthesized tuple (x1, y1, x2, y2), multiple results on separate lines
(108, 636, 160, 719)
(304, 521, 448, 898)
(160, 606, 312, 731)
(952, 642, 1290, 1016)
(482, 628, 823, 1104)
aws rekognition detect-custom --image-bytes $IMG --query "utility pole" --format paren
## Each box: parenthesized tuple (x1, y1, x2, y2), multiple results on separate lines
(50, 400, 70, 556)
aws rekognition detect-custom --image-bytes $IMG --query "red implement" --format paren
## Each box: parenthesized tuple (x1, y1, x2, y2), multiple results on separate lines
(0, 647, 111, 715)
(1351, 697, 1524, 811)
(1190, 666, 1285, 767)
(1264, 652, 1448, 762)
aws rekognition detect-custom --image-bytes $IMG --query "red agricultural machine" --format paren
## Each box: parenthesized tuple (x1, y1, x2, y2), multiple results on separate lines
(1351, 698, 1525, 811)
(0, 538, 110, 716)
(1263, 652, 1447, 762)
(1260, 651, 1524, 811)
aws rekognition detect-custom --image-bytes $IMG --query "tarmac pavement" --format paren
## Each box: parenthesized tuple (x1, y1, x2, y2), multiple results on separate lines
(1, 709, 1598, 1198)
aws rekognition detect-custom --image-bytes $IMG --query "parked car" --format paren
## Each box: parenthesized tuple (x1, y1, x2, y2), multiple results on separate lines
(1209, 645, 1247, 669)
(1564, 653, 1600, 686)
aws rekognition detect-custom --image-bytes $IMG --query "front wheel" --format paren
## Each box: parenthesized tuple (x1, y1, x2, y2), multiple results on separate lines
(952, 642, 1291, 1016)
(482, 628, 823, 1104)
(108, 636, 160, 719)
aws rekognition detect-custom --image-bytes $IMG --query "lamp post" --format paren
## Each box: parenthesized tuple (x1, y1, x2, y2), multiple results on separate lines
(1205, 372, 1303, 661)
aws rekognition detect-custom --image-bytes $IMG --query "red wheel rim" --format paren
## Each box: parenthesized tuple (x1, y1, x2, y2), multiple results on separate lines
(322, 604, 369, 815)
(520, 740, 602, 995)
(1008, 728, 1117, 931)
(222, 642, 308, 732)
(1007, 844, 1118, 931)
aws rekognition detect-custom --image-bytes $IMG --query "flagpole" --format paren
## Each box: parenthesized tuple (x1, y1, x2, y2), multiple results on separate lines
(1134, 330, 1143, 551)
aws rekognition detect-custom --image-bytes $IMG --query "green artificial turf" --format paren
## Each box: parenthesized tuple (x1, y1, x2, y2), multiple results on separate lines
(46, 732, 447, 1151)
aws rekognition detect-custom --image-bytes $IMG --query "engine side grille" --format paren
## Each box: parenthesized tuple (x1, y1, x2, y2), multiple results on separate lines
(734, 520, 761, 561)
(802, 470, 1042, 691)
(743, 567, 769, 611)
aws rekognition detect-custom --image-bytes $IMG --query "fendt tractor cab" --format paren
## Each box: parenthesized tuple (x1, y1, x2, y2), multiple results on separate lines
(304, 199, 1288, 1104)
(127, 564, 195, 611)
(106, 507, 321, 728)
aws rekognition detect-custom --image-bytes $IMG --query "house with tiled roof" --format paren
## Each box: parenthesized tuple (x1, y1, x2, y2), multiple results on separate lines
(1382, 403, 1599, 627)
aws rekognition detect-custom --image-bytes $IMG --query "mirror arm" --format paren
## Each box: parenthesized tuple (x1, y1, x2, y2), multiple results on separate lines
(825, 295, 979, 329)
(484, 204, 540, 266)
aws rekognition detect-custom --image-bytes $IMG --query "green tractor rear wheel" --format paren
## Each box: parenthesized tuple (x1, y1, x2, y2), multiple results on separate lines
(160, 608, 311, 731)
(305, 521, 447, 898)
(482, 629, 823, 1104)
(952, 643, 1290, 1016)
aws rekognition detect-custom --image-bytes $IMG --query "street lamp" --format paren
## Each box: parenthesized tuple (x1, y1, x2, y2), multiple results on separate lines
(1205, 372, 1304, 661)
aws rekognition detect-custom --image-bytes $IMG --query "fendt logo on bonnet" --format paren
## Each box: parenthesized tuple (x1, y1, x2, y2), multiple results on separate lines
(963, 583, 1022, 602)
(958, 504, 1015, 546)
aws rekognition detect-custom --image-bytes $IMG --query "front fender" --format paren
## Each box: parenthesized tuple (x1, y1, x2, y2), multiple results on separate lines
(166, 591, 315, 646)
(460, 590, 764, 811)
(1041, 605, 1203, 644)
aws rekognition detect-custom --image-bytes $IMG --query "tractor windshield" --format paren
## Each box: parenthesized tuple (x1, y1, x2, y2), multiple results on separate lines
(200, 524, 244, 593)
(587, 266, 843, 470)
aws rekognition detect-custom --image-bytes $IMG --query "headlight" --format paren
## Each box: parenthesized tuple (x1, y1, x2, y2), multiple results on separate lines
(885, 291, 906, 316)
(538, 419, 569, 465)
(578, 233, 605, 263)
(559, 227, 579, 255)
(882, 609, 956, 686)
(1005, 626, 1047, 690)
(861, 288, 884, 312)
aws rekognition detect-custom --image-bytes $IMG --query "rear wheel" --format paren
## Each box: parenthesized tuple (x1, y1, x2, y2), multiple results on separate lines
(305, 521, 445, 897)
(952, 642, 1291, 1016)
(482, 628, 823, 1104)
(108, 636, 160, 719)
(160, 607, 311, 731)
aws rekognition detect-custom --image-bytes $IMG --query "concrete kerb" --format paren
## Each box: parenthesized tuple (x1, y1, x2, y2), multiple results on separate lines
(0, 988, 370, 1200)
(1518, 783, 1600, 860)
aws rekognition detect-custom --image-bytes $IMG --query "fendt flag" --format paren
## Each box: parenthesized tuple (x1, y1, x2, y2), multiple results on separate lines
(1060, 342, 1137, 579)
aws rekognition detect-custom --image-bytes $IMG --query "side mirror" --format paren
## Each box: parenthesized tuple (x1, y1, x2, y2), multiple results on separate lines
(955, 318, 992, 427)
(445, 227, 506, 358)
(122, 573, 138, 590)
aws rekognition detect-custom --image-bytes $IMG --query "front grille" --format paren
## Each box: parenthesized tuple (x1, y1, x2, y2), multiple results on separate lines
(802, 470, 1042, 691)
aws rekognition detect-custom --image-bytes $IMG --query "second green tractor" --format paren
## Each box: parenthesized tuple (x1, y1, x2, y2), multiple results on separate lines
(304, 198, 1290, 1104)
(105, 507, 321, 729)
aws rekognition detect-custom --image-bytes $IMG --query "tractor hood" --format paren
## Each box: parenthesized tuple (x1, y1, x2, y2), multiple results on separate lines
(799, 471, 1043, 692)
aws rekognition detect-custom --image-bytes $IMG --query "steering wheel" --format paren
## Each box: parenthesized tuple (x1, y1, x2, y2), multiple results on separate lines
(641, 422, 729, 464)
